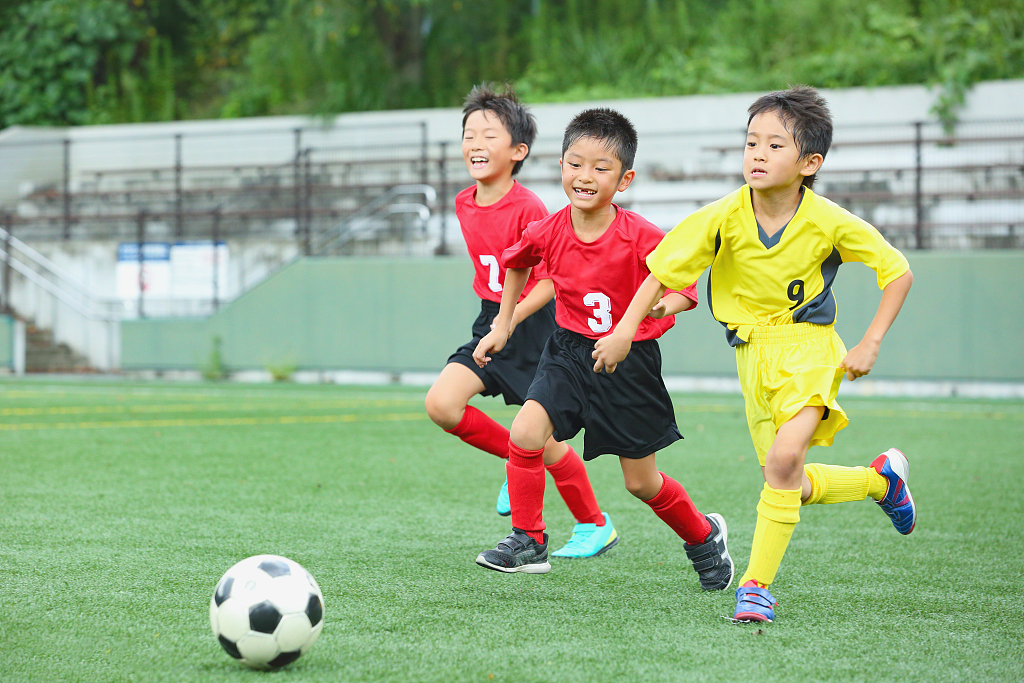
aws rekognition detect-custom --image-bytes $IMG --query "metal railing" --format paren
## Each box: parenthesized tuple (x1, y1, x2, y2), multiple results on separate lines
(1, 117, 1020, 251)
(0, 222, 119, 369)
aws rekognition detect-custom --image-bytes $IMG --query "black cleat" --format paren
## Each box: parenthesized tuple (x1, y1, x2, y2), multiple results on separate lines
(476, 529, 551, 574)
(683, 513, 734, 591)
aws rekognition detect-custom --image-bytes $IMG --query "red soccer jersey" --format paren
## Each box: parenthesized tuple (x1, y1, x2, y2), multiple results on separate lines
(456, 181, 549, 303)
(502, 205, 698, 341)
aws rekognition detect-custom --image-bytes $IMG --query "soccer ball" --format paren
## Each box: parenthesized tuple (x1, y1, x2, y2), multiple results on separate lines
(209, 554, 325, 669)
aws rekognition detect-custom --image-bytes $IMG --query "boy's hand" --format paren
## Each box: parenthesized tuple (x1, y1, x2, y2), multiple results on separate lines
(592, 330, 632, 373)
(648, 299, 670, 319)
(841, 340, 880, 380)
(473, 327, 509, 368)
(490, 315, 518, 337)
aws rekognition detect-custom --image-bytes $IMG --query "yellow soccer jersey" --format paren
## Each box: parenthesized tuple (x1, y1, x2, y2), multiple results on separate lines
(648, 186, 909, 346)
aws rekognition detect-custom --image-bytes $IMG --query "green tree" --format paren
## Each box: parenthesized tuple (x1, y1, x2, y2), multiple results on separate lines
(0, 0, 143, 127)
(0, 0, 1021, 127)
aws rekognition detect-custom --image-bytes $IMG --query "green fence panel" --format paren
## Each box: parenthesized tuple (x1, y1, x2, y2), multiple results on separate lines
(0, 315, 13, 369)
(120, 252, 1024, 382)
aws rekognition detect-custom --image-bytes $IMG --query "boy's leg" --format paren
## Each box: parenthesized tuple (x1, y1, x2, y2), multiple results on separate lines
(545, 440, 617, 559)
(803, 463, 887, 504)
(426, 363, 506, 456)
(506, 401, 555, 543)
(475, 400, 554, 574)
(735, 406, 821, 621)
(543, 439, 604, 525)
(803, 448, 916, 534)
(621, 456, 733, 590)
(427, 363, 513, 515)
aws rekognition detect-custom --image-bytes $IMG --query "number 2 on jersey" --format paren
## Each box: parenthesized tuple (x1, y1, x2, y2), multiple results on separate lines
(584, 292, 612, 333)
(479, 255, 502, 292)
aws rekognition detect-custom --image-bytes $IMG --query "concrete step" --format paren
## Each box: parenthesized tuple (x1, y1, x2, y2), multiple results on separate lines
(24, 326, 92, 373)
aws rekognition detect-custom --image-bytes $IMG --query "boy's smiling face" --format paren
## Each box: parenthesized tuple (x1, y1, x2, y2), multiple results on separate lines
(560, 136, 634, 213)
(462, 109, 527, 186)
(744, 110, 821, 192)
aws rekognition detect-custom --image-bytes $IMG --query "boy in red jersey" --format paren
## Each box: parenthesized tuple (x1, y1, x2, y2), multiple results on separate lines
(426, 84, 618, 560)
(472, 108, 733, 588)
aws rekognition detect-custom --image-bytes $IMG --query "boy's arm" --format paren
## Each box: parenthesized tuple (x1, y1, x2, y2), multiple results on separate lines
(649, 291, 697, 319)
(473, 267, 531, 367)
(592, 273, 667, 373)
(503, 278, 555, 334)
(841, 269, 913, 380)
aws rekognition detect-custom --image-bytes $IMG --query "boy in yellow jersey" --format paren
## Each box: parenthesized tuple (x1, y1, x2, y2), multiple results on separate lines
(593, 86, 916, 622)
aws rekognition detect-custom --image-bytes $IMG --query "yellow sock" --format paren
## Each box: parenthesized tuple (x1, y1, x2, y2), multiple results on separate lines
(738, 483, 801, 587)
(804, 463, 889, 505)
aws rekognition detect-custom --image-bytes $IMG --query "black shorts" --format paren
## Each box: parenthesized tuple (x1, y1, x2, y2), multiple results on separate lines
(526, 328, 682, 461)
(447, 299, 557, 406)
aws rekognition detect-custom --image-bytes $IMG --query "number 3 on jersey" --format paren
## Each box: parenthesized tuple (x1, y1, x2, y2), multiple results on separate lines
(479, 255, 502, 292)
(584, 292, 612, 333)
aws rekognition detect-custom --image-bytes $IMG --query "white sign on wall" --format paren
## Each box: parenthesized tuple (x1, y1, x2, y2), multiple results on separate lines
(117, 241, 228, 301)
(116, 242, 171, 300)
(169, 241, 229, 299)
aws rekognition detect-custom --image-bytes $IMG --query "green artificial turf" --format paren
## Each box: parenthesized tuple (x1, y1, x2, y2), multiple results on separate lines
(1, 378, 1021, 682)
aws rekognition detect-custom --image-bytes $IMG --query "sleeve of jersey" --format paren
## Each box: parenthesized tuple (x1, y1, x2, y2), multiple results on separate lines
(501, 222, 545, 270)
(646, 206, 719, 291)
(831, 212, 910, 289)
(521, 205, 551, 280)
(636, 222, 699, 306)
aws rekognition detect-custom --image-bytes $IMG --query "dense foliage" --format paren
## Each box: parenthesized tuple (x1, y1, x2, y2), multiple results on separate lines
(0, 0, 1021, 129)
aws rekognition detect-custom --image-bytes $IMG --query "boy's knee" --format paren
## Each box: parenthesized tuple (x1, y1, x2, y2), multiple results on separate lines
(623, 477, 647, 500)
(509, 413, 548, 452)
(424, 390, 460, 430)
(765, 444, 807, 484)
(622, 472, 660, 501)
(509, 424, 542, 451)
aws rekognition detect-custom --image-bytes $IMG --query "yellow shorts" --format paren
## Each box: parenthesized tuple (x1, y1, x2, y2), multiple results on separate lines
(735, 323, 849, 465)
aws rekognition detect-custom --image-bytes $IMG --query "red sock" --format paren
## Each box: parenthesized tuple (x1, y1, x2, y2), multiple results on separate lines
(545, 447, 604, 525)
(445, 406, 509, 458)
(645, 473, 711, 545)
(507, 441, 546, 544)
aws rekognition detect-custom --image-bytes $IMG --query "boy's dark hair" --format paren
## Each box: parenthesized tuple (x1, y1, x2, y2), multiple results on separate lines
(462, 82, 537, 177)
(747, 85, 833, 189)
(561, 108, 638, 177)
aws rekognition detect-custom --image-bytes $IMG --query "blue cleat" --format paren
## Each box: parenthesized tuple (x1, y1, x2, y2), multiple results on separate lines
(551, 512, 619, 558)
(870, 447, 917, 535)
(734, 582, 778, 622)
(496, 479, 511, 517)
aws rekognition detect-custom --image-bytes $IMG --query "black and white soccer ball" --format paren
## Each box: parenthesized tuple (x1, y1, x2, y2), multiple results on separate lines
(209, 554, 325, 669)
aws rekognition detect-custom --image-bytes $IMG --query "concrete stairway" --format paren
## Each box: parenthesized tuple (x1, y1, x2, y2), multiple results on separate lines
(25, 325, 91, 373)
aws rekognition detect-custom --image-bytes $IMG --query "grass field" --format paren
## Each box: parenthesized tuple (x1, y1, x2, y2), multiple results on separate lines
(1, 377, 1022, 682)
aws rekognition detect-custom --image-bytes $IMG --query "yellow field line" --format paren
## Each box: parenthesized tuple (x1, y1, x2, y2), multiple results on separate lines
(0, 399, 417, 416)
(0, 400, 1020, 431)
(0, 412, 428, 431)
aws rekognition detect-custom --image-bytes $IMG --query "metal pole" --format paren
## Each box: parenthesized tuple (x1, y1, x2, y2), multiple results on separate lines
(136, 210, 146, 318)
(62, 138, 71, 240)
(435, 141, 449, 255)
(293, 128, 302, 245)
(914, 121, 924, 249)
(303, 148, 312, 255)
(211, 208, 221, 310)
(1, 213, 11, 314)
(420, 121, 429, 186)
(174, 133, 183, 238)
